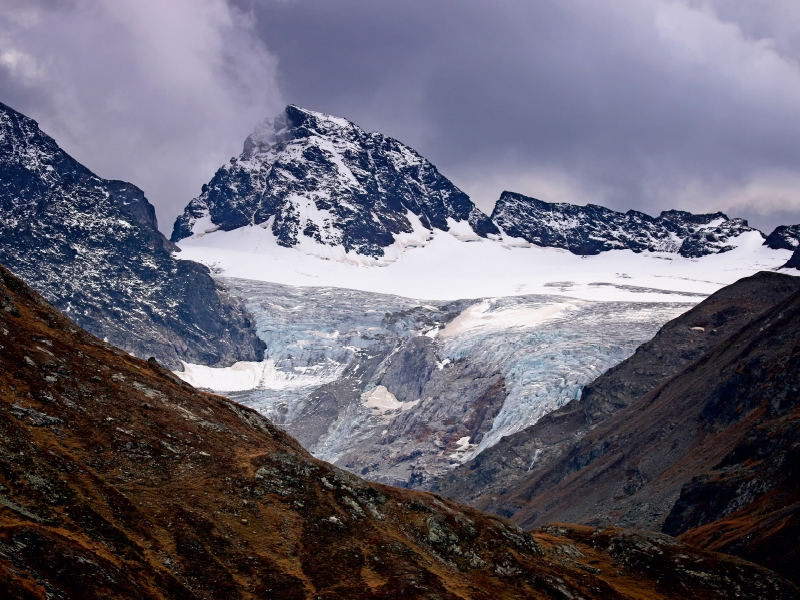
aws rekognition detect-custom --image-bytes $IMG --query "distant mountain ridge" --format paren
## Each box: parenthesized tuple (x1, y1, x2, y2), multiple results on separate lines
(491, 191, 759, 257)
(172, 105, 798, 263)
(0, 101, 264, 369)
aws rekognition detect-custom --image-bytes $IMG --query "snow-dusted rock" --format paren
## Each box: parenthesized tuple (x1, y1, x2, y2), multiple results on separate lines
(171, 104, 498, 258)
(0, 101, 264, 369)
(764, 224, 800, 251)
(491, 191, 760, 257)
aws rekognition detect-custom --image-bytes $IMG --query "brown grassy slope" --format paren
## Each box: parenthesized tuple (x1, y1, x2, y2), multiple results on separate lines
(0, 265, 795, 599)
(670, 388, 800, 582)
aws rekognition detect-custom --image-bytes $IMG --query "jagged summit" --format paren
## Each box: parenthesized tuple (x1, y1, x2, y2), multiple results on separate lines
(490, 191, 759, 257)
(171, 104, 498, 257)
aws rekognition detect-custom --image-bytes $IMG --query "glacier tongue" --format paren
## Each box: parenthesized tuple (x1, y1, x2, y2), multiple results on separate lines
(177, 279, 692, 489)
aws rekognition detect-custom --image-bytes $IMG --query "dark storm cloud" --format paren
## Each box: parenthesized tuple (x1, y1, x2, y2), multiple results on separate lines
(243, 0, 800, 232)
(1, 0, 799, 233)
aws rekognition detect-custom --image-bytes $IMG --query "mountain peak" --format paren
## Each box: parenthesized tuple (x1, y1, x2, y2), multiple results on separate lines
(172, 105, 498, 258)
(243, 105, 358, 157)
(0, 101, 265, 369)
(285, 103, 355, 129)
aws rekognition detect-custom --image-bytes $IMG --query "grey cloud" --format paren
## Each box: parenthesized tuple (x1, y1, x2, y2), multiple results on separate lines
(243, 0, 800, 232)
(0, 0, 283, 229)
(1, 0, 799, 233)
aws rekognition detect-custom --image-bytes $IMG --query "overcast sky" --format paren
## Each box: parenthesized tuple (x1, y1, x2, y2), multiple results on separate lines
(1, 0, 799, 233)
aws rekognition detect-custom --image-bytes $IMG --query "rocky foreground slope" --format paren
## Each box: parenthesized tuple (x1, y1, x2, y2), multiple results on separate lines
(0, 101, 264, 369)
(436, 271, 800, 585)
(0, 266, 796, 598)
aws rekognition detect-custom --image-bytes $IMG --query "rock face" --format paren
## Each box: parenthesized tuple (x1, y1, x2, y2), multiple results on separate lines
(171, 104, 498, 258)
(785, 246, 800, 270)
(0, 101, 264, 369)
(2, 265, 794, 598)
(491, 191, 759, 257)
(764, 224, 800, 250)
(436, 271, 800, 585)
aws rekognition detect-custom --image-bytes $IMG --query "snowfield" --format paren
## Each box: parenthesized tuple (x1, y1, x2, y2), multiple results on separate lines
(177, 226, 791, 303)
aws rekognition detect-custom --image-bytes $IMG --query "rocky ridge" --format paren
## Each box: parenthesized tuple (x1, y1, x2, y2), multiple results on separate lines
(0, 101, 264, 369)
(1, 264, 794, 598)
(173, 106, 773, 263)
(764, 224, 800, 250)
(491, 191, 760, 257)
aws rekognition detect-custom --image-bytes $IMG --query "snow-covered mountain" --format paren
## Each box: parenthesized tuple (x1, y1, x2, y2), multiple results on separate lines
(171, 104, 498, 260)
(169, 105, 799, 487)
(491, 191, 757, 258)
(0, 101, 264, 369)
(174, 105, 795, 300)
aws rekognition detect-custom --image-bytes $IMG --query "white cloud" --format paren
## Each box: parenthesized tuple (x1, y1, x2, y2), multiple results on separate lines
(656, 2, 800, 104)
(0, 47, 45, 85)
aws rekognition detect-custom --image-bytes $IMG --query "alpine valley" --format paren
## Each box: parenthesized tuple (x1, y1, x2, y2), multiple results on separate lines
(171, 105, 798, 491)
(2, 101, 800, 598)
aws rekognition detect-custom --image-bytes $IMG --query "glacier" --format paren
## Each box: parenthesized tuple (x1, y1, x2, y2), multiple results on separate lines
(177, 279, 693, 488)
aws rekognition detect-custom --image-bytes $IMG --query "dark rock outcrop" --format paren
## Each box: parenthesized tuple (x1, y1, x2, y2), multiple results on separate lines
(491, 191, 760, 257)
(2, 264, 793, 598)
(785, 246, 800, 270)
(172, 105, 498, 257)
(0, 101, 264, 369)
(764, 224, 800, 250)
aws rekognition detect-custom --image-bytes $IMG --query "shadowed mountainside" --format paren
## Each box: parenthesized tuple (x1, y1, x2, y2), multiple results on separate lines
(0, 265, 796, 598)
(436, 271, 800, 585)
(0, 101, 264, 370)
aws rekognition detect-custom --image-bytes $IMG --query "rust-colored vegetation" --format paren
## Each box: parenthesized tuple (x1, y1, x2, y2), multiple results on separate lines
(0, 265, 795, 599)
